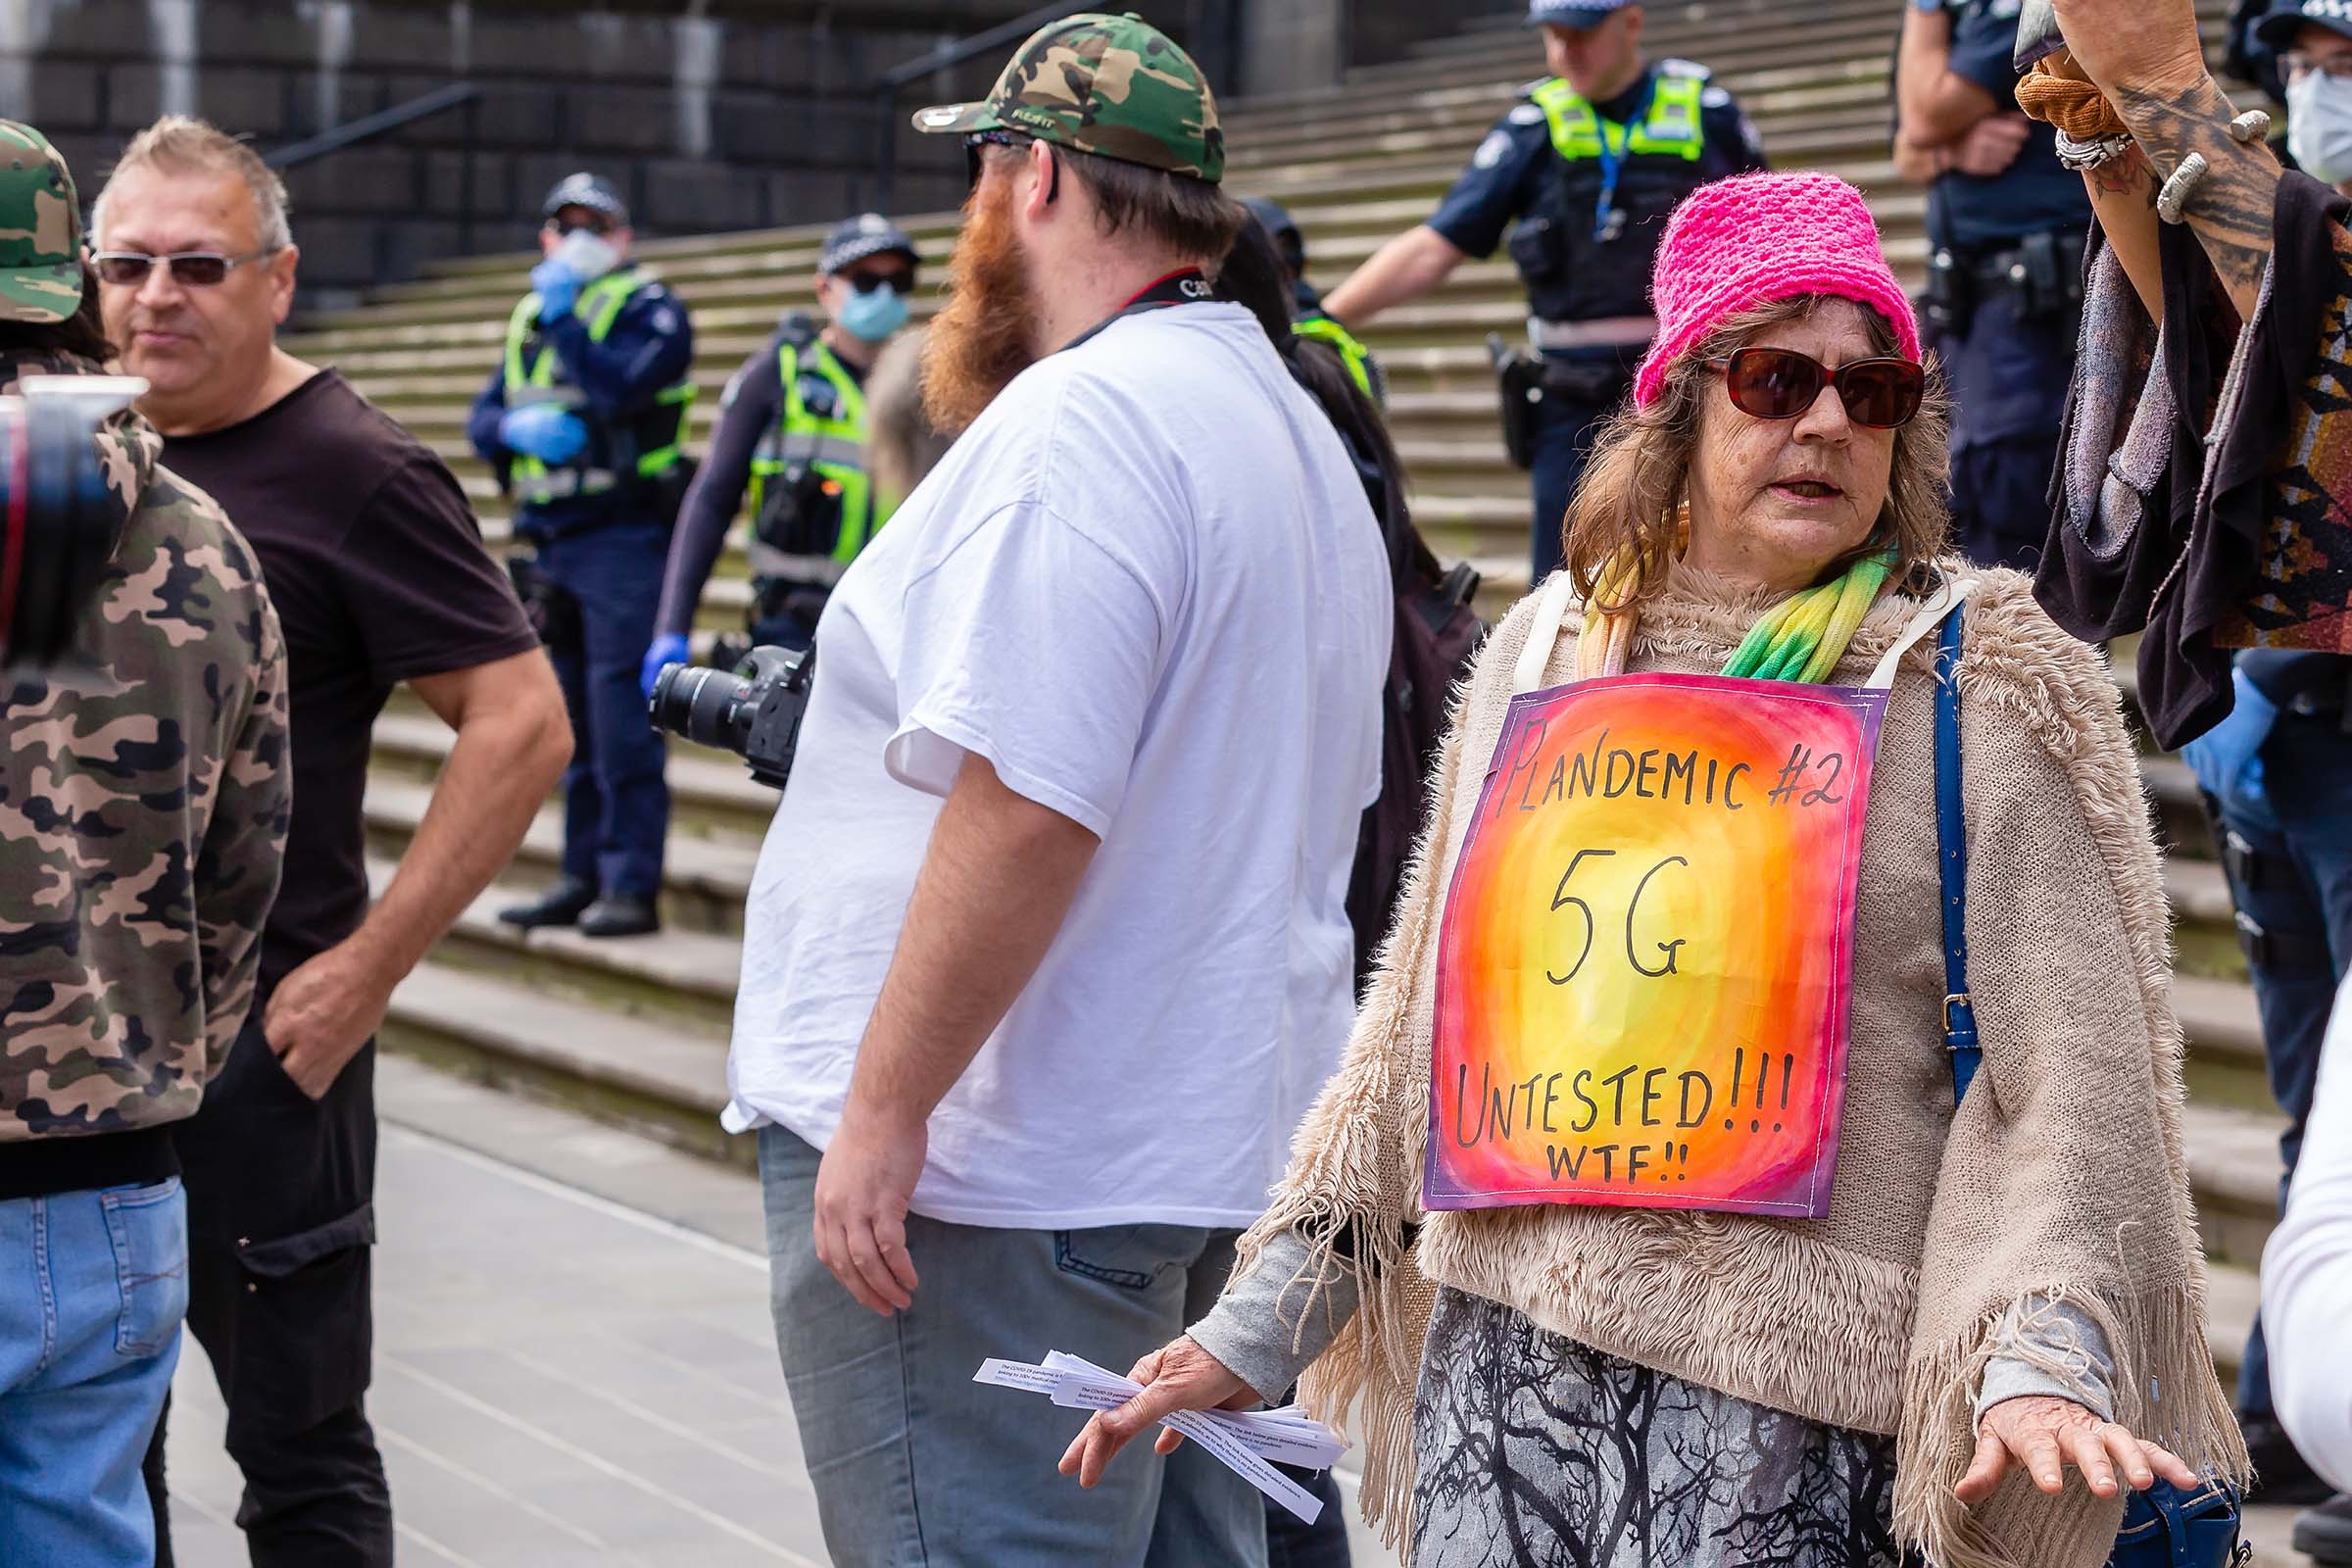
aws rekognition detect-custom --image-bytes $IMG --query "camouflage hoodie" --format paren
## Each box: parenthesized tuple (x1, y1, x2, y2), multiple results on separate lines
(1, 351, 289, 1144)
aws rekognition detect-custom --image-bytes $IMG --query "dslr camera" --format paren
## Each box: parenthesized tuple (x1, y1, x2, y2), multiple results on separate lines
(0, 375, 146, 672)
(647, 644, 812, 790)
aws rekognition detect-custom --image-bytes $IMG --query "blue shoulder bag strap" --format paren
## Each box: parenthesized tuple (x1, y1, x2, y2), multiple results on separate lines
(1935, 602, 1983, 1103)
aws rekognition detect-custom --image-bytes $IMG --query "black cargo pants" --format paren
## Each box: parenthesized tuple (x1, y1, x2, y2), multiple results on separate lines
(143, 988, 392, 1567)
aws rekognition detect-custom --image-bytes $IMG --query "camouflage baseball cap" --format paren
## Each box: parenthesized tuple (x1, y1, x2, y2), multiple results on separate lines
(909, 12, 1225, 183)
(0, 122, 84, 325)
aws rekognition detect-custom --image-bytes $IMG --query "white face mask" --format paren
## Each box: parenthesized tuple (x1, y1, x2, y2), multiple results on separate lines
(549, 227, 621, 282)
(2288, 69, 2352, 187)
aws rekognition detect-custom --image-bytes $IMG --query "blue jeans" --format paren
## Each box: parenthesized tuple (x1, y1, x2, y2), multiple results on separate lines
(759, 1126, 1267, 1568)
(536, 518, 672, 899)
(2203, 711, 2352, 1415)
(0, 1178, 188, 1566)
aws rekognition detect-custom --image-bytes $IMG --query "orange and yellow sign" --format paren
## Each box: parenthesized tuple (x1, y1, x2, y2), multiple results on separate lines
(1425, 671, 1886, 1219)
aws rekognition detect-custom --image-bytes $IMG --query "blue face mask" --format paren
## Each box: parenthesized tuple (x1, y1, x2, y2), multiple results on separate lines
(836, 281, 909, 343)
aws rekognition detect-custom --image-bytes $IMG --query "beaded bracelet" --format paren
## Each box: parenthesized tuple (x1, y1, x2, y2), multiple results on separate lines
(2055, 130, 2133, 172)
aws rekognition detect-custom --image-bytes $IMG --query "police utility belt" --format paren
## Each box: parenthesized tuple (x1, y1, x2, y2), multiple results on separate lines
(1923, 227, 2086, 338)
(1487, 318, 1654, 472)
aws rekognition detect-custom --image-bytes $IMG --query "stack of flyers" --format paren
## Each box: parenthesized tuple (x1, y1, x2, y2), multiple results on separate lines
(973, 1349, 1349, 1524)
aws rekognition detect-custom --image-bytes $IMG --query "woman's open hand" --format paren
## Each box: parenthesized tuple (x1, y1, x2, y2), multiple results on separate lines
(1057, 1336, 1258, 1489)
(1956, 1394, 2202, 1503)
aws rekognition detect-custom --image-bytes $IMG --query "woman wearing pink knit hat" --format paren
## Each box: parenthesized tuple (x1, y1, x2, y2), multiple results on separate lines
(1064, 172, 2246, 1568)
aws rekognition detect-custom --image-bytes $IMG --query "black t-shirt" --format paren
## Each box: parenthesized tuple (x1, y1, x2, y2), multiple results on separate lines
(162, 369, 540, 984)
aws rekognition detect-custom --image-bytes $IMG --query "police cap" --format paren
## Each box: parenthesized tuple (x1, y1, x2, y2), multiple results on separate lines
(818, 213, 919, 277)
(541, 172, 629, 229)
(1241, 195, 1306, 273)
(2256, 0, 2352, 47)
(1527, 0, 1638, 27)
(1241, 196, 1299, 246)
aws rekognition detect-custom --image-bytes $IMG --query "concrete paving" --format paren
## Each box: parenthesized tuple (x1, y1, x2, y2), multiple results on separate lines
(157, 1056, 2321, 1568)
(160, 1057, 1403, 1566)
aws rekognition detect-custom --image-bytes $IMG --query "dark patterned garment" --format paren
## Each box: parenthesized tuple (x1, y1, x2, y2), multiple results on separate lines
(2216, 178, 2352, 654)
(1409, 1288, 1913, 1568)
(2037, 172, 2352, 746)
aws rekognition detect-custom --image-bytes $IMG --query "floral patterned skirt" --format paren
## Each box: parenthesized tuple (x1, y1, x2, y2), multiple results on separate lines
(1409, 1287, 1917, 1568)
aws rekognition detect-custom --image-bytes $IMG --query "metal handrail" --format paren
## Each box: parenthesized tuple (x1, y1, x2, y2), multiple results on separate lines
(867, 2, 1087, 211)
(266, 81, 486, 256)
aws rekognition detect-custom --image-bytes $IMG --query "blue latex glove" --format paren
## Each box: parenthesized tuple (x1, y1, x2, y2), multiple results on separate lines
(498, 404, 590, 465)
(531, 256, 580, 318)
(2181, 666, 2278, 812)
(642, 632, 691, 701)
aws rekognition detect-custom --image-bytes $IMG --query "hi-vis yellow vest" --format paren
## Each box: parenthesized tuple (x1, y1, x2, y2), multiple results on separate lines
(1294, 314, 1380, 406)
(1529, 73, 1705, 167)
(501, 269, 696, 508)
(747, 334, 893, 569)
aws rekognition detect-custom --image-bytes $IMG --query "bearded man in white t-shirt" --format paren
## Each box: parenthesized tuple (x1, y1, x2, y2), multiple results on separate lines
(720, 14, 1391, 1566)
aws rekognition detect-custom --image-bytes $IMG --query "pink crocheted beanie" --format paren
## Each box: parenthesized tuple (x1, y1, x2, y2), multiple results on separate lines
(1631, 172, 1920, 410)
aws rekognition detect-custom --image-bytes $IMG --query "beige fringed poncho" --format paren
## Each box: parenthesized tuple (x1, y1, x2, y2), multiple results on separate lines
(1226, 563, 2248, 1568)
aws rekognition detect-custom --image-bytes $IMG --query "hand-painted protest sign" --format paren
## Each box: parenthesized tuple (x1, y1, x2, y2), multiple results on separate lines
(1424, 671, 1887, 1219)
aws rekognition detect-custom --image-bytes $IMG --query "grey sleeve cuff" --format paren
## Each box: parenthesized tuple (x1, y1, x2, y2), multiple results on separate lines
(1186, 1229, 1363, 1404)
(1976, 1297, 2117, 1426)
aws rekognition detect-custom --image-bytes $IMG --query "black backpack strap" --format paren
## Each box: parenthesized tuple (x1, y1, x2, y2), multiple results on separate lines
(1936, 602, 1982, 1104)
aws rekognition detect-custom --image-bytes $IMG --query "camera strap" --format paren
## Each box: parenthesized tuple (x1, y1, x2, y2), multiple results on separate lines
(1056, 268, 1214, 355)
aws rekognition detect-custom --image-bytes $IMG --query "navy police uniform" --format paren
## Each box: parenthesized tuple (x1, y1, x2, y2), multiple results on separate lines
(1924, 0, 2092, 571)
(466, 184, 695, 909)
(1433, 56, 1764, 579)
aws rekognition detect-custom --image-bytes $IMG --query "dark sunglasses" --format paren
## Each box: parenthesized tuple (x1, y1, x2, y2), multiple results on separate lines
(90, 248, 278, 287)
(843, 269, 913, 294)
(1706, 347, 1924, 429)
(964, 130, 1056, 200)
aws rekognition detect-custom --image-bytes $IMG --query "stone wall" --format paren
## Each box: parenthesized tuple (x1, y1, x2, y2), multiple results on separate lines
(0, 0, 1469, 301)
(0, 0, 1114, 298)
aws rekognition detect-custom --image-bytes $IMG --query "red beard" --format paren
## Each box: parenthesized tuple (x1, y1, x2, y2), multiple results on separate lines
(921, 179, 1038, 436)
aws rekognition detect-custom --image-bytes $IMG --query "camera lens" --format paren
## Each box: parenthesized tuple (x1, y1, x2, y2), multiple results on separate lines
(1, 378, 142, 671)
(649, 661, 754, 751)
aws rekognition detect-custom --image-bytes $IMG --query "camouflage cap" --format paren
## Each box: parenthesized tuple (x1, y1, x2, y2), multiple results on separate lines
(909, 12, 1225, 183)
(0, 122, 84, 325)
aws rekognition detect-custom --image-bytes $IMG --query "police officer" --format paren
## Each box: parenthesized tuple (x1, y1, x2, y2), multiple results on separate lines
(466, 172, 695, 939)
(1321, 0, 1765, 582)
(645, 214, 919, 688)
(1893, 0, 2091, 571)
(1242, 194, 1385, 406)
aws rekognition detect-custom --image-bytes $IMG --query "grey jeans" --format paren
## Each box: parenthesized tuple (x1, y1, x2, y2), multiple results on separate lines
(759, 1125, 1269, 1568)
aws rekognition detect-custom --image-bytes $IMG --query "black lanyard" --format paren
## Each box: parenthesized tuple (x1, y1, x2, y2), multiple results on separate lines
(1057, 268, 1213, 355)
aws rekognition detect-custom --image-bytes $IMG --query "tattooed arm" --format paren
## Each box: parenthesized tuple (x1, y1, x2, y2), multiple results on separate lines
(2110, 74, 2282, 319)
(2048, 0, 2281, 318)
(2082, 141, 2169, 320)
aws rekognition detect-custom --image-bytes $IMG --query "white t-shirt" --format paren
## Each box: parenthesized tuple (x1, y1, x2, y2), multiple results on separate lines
(2265, 969, 2352, 1491)
(723, 302, 1392, 1229)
